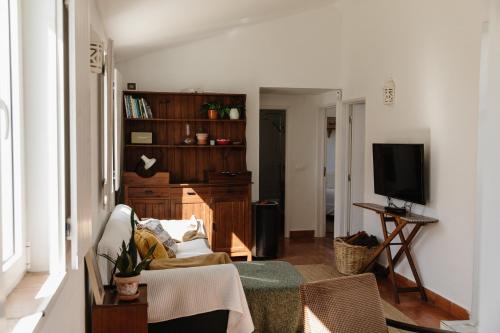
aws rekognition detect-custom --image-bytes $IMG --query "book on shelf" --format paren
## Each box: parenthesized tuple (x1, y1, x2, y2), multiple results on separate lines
(124, 95, 153, 119)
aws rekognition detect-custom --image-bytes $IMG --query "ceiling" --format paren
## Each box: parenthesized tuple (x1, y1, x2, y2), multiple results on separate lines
(96, 0, 337, 62)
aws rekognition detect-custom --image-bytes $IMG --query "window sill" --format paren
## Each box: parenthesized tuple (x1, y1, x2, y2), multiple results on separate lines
(5, 271, 66, 333)
(3, 253, 23, 272)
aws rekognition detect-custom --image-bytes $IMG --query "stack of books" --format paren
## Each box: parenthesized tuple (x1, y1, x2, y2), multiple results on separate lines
(124, 95, 153, 119)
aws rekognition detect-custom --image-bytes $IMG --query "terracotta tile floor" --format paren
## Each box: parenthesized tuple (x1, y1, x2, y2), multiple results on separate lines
(277, 236, 461, 329)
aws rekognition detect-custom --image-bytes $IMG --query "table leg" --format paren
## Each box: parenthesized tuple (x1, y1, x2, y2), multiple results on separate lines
(392, 221, 427, 301)
(392, 224, 421, 267)
(379, 213, 401, 303)
(361, 215, 406, 276)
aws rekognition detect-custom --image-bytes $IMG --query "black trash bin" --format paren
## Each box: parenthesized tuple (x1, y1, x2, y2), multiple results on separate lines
(253, 200, 280, 259)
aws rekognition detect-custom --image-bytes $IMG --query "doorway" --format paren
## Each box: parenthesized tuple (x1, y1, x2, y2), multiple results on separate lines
(324, 107, 336, 238)
(259, 110, 286, 235)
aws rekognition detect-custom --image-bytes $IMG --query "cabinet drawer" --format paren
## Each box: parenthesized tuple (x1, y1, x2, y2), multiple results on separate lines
(211, 186, 248, 197)
(170, 187, 210, 202)
(128, 187, 170, 198)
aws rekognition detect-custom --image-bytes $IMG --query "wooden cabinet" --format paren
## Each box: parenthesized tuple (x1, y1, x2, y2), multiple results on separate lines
(92, 285, 148, 333)
(121, 91, 252, 260)
(124, 179, 252, 260)
(128, 199, 169, 219)
(170, 196, 213, 244)
(212, 197, 249, 257)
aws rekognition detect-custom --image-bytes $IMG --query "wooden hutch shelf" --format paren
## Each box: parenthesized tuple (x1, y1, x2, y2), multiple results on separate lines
(122, 90, 252, 260)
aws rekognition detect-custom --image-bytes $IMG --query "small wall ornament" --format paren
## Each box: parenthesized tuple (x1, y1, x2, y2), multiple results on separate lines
(383, 79, 396, 105)
(90, 41, 104, 74)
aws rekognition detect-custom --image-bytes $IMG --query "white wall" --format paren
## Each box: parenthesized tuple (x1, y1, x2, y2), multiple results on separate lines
(260, 93, 327, 235)
(336, 0, 482, 310)
(117, 5, 342, 200)
(89, 0, 115, 245)
(476, 1, 500, 331)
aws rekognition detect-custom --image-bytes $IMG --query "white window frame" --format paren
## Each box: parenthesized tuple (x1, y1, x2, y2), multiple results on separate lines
(1, 0, 23, 274)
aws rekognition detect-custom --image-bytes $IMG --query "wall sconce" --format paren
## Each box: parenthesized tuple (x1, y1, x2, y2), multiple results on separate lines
(384, 79, 396, 105)
(90, 41, 104, 74)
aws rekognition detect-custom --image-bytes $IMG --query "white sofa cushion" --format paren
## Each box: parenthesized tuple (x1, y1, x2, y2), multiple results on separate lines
(159, 216, 206, 242)
(176, 239, 213, 258)
(97, 204, 136, 284)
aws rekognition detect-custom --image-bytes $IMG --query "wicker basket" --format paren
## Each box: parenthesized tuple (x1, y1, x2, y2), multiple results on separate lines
(334, 237, 378, 275)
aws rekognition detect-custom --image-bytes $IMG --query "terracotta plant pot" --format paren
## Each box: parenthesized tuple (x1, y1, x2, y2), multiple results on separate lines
(208, 109, 218, 120)
(196, 133, 209, 145)
(114, 274, 141, 301)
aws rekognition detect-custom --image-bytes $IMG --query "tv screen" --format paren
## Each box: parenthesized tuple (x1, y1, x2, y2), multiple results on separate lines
(372, 144, 425, 204)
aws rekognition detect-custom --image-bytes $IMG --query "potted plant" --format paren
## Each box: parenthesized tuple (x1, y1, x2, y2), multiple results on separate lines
(219, 106, 231, 119)
(201, 102, 220, 120)
(100, 209, 156, 300)
(196, 126, 208, 145)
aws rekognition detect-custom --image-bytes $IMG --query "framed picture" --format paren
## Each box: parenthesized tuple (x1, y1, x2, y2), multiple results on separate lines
(127, 82, 137, 90)
(85, 248, 105, 305)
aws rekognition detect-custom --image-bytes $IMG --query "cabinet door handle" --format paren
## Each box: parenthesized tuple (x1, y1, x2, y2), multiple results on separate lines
(213, 223, 216, 232)
(187, 191, 196, 195)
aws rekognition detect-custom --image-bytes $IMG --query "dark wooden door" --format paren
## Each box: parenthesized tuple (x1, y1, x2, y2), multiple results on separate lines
(259, 109, 286, 234)
(212, 197, 248, 254)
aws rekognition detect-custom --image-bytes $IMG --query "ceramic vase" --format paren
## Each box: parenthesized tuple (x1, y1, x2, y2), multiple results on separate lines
(229, 108, 240, 120)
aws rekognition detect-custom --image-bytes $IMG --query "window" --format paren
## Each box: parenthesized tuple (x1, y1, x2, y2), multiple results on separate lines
(1, 0, 21, 268)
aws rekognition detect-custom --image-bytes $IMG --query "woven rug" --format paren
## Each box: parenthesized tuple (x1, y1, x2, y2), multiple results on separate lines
(294, 264, 415, 333)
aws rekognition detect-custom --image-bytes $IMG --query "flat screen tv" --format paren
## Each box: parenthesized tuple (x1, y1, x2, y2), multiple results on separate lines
(372, 144, 425, 205)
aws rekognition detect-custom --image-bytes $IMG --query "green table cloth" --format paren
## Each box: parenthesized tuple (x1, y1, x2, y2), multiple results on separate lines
(234, 261, 304, 333)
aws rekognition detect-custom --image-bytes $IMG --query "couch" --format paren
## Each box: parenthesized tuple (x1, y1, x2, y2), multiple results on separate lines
(97, 204, 254, 333)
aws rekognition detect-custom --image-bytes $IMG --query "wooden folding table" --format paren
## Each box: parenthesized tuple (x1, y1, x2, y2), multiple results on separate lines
(353, 203, 438, 303)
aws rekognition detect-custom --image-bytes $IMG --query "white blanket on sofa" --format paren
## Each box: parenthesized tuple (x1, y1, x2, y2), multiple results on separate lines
(141, 264, 254, 333)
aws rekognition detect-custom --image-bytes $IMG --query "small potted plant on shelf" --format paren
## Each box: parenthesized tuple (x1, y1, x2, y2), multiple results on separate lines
(201, 102, 220, 120)
(100, 209, 156, 301)
(196, 126, 208, 145)
(219, 106, 231, 119)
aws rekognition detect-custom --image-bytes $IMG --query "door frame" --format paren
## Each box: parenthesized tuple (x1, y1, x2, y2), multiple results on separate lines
(259, 107, 288, 236)
(334, 97, 366, 238)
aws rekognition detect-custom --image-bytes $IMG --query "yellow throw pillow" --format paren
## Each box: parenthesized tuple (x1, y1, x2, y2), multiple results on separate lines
(134, 229, 171, 259)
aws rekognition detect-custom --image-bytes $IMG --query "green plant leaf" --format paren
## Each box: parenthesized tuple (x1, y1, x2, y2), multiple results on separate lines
(129, 208, 138, 268)
(98, 253, 117, 265)
(144, 243, 157, 259)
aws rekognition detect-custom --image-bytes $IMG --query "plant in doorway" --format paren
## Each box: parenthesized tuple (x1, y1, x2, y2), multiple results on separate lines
(99, 209, 156, 301)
